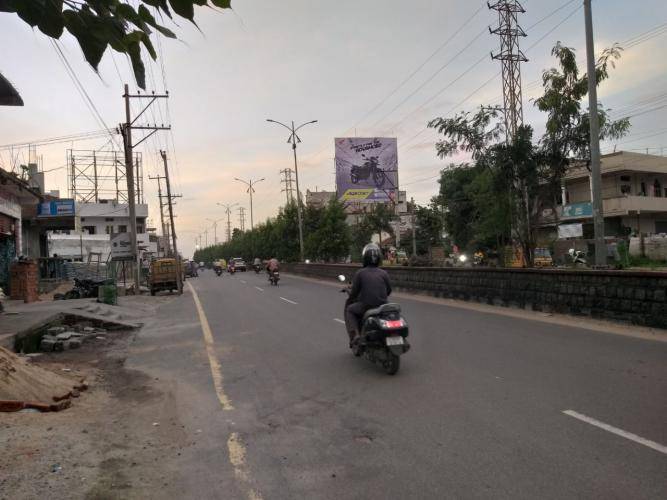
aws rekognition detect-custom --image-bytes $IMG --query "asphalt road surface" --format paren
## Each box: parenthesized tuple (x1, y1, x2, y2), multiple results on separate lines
(130, 270, 667, 499)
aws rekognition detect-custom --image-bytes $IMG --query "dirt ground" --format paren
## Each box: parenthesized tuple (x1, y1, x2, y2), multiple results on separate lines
(0, 323, 189, 499)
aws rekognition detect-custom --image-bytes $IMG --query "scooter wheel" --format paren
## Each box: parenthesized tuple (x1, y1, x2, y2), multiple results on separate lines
(383, 353, 400, 375)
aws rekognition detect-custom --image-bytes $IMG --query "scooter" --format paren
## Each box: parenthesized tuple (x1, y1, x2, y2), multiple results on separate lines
(254, 264, 261, 274)
(338, 275, 410, 375)
(268, 270, 280, 286)
(214, 266, 223, 276)
(568, 248, 588, 267)
(228, 266, 236, 275)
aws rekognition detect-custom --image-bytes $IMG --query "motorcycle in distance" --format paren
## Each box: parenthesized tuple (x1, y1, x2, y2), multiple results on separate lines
(338, 275, 410, 375)
(214, 265, 223, 277)
(268, 270, 280, 286)
(350, 154, 386, 188)
(254, 264, 261, 274)
(228, 264, 236, 275)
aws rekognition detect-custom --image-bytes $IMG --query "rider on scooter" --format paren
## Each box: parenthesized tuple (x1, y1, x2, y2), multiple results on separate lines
(344, 243, 392, 347)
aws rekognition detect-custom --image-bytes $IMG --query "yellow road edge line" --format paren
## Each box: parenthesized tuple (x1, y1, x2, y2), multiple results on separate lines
(187, 281, 234, 411)
(228, 432, 264, 500)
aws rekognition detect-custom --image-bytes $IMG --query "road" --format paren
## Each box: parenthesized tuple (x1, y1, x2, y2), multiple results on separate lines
(129, 270, 667, 499)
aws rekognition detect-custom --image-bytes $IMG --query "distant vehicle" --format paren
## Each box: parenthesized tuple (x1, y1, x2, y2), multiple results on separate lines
(150, 258, 179, 296)
(232, 258, 247, 272)
(198, 261, 205, 269)
(184, 261, 198, 278)
(395, 250, 408, 265)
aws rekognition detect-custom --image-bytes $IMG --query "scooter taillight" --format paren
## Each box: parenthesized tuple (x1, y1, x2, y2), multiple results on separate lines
(378, 318, 405, 329)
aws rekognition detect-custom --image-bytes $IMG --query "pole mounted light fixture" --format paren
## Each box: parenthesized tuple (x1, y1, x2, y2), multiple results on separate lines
(266, 118, 318, 262)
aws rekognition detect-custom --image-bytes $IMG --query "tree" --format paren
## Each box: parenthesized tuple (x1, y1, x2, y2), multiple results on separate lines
(413, 204, 443, 256)
(0, 0, 232, 89)
(305, 200, 351, 262)
(428, 42, 631, 266)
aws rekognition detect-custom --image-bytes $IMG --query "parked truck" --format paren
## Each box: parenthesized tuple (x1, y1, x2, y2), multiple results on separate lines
(150, 258, 179, 296)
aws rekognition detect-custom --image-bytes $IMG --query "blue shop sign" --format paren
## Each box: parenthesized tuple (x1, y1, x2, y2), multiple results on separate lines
(37, 199, 75, 217)
(561, 202, 592, 219)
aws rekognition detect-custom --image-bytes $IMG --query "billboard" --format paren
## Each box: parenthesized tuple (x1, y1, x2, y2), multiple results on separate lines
(110, 232, 150, 259)
(335, 137, 398, 203)
(37, 199, 75, 217)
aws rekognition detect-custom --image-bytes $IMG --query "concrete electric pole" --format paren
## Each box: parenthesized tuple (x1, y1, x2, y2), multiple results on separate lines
(160, 150, 182, 294)
(584, 0, 606, 267)
(120, 85, 170, 289)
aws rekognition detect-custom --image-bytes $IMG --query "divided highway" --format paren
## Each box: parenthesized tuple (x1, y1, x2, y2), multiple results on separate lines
(168, 270, 667, 499)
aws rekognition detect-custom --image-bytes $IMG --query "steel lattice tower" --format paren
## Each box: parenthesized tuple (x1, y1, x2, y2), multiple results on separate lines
(489, 0, 528, 142)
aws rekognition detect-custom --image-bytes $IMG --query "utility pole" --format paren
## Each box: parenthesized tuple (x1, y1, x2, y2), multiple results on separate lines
(160, 150, 182, 294)
(204, 229, 208, 248)
(280, 168, 295, 205)
(234, 178, 264, 230)
(584, 0, 606, 268)
(411, 197, 417, 257)
(267, 118, 318, 262)
(148, 174, 169, 256)
(119, 85, 170, 289)
(217, 203, 238, 242)
(238, 207, 246, 232)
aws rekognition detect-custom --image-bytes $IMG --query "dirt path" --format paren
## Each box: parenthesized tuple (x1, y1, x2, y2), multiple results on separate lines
(0, 296, 191, 500)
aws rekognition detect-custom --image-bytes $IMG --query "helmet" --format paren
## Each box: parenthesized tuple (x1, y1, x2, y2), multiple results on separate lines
(362, 243, 382, 267)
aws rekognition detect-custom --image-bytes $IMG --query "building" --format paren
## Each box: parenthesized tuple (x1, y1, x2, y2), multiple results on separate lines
(48, 199, 149, 261)
(536, 151, 667, 242)
(305, 190, 336, 209)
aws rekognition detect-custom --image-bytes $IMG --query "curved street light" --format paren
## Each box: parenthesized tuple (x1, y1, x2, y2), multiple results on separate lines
(266, 119, 318, 262)
(233, 178, 264, 231)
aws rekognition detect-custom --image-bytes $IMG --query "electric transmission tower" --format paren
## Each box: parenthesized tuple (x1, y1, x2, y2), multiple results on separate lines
(238, 206, 246, 232)
(489, 0, 528, 142)
(280, 168, 295, 205)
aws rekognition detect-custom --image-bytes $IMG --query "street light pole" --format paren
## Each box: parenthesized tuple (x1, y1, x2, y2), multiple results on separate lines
(217, 203, 239, 242)
(234, 178, 264, 231)
(584, 0, 606, 267)
(267, 118, 318, 262)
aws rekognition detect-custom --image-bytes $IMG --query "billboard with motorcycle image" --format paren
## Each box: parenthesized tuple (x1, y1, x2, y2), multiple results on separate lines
(335, 137, 398, 203)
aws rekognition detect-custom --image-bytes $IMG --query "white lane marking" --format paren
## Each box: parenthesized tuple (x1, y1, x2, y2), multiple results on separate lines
(333, 318, 345, 324)
(280, 297, 298, 305)
(255, 286, 264, 292)
(187, 282, 234, 411)
(563, 410, 667, 455)
(240, 279, 247, 284)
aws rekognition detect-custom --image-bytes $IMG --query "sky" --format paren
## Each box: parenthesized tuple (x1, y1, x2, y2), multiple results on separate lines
(1, 0, 666, 258)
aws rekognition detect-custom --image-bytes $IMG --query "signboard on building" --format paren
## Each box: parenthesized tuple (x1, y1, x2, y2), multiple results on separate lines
(37, 199, 75, 218)
(110, 232, 150, 259)
(561, 202, 592, 219)
(335, 137, 398, 203)
(0, 192, 21, 219)
(558, 223, 584, 239)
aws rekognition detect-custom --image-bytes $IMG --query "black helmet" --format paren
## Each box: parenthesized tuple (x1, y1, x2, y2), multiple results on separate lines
(362, 243, 382, 267)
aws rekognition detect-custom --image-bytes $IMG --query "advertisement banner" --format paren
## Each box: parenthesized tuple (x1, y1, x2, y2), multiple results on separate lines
(335, 137, 398, 203)
(37, 199, 75, 217)
(558, 223, 584, 239)
(561, 202, 592, 219)
(110, 232, 150, 259)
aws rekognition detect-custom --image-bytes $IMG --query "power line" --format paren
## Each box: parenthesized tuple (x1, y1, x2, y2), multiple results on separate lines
(50, 40, 120, 150)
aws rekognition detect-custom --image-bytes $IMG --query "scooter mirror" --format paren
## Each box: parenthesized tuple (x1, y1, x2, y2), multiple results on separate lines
(337, 275, 346, 282)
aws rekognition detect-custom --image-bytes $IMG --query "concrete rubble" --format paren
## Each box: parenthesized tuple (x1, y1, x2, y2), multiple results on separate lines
(39, 324, 109, 353)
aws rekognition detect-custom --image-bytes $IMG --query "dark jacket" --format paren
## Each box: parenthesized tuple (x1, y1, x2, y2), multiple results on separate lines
(349, 266, 392, 307)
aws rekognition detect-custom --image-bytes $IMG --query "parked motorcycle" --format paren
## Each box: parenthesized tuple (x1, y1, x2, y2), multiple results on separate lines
(268, 270, 280, 286)
(350, 155, 386, 188)
(55, 277, 113, 300)
(568, 248, 588, 267)
(338, 275, 410, 375)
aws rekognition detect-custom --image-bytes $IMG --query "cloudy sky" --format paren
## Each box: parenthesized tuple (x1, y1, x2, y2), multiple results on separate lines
(1, 0, 666, 257)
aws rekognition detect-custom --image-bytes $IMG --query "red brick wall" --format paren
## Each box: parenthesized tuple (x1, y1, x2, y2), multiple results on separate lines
(10, 260, 39, 303)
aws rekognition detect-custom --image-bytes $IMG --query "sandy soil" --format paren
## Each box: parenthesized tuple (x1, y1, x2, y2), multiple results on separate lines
(0, 328, 187, 500)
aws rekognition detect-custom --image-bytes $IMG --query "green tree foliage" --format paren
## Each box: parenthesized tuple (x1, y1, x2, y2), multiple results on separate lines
(413, 204, 443, 255)
(194, 200, 350, 264)
(428, 42, 630, 265)
(0, 0, 231, 89)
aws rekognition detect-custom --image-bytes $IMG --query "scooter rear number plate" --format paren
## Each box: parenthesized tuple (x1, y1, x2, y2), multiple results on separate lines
(386, 336, 404, 346)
